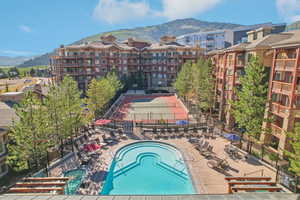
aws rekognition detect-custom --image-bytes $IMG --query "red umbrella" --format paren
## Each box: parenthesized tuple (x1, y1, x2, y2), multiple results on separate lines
(94, 119, 112, 126)
(91, 144, 101, 150)
(84, 144, 101, 152)
(83, 144, 93, 152)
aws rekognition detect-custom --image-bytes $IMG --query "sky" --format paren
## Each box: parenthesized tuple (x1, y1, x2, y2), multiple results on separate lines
(0, 0, 300, 57)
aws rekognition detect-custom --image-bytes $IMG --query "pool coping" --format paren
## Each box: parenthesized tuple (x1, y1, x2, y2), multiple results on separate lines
(105, 140, 199, 194)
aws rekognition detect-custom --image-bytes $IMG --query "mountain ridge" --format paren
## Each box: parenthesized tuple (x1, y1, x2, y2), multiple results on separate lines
(17, 18, 243, 67)
(0, 56, 36, 66)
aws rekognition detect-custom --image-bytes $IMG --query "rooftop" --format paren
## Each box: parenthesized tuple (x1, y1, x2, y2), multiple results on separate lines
(0, 101, 18, 128)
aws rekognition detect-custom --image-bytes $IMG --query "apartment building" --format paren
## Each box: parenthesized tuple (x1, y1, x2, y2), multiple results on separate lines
(261, 30, 300, 155)
(0, 101, 17, 178)
(177, 23, 286, 52)
(210, 27, 284, 128)
(51, 35, 203, 91)
(210, 29, 300, 155)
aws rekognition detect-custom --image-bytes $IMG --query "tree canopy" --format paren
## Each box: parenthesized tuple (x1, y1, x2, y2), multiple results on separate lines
(231, 56, 269, 138)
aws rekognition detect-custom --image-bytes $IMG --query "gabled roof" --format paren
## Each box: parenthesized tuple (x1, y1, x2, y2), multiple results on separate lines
(271, 30, 300, 48)
(0, 101, 18, 128)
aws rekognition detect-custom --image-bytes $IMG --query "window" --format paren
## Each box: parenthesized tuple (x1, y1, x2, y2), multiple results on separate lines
(269, 135, 279, 150)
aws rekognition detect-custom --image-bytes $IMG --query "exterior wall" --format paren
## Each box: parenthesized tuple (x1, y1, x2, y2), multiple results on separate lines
(177, 31, 226, 51)
(51, 40, 202, 91)
(212, 48, 274, 130)
(0, 92, 24, 103)
(262, 47, 300, 155)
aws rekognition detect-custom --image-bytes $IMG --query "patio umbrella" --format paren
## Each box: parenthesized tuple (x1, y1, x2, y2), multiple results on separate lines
(94, 119, 111, 126)
(224, 133, 241, 141)
(90, 143, 101, 151)
(176, 120, 189, 125)
(83, 144, 101, 152)
(83, 144, 93, 152)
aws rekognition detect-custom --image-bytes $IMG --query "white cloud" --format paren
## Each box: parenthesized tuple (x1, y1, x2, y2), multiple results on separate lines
(0, 50, 35, 56)
(92, 0, 222, 24)
(93, 0, 151, 24)
(160, 0, 221, 20)
(276, 0, 300, 22)
(19, 25, 32, 33)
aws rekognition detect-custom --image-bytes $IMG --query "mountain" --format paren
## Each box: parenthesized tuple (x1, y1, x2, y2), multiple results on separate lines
(17, 18, 243, 67)
(17, 53, 52, 68)
(0, 56, 34, 66)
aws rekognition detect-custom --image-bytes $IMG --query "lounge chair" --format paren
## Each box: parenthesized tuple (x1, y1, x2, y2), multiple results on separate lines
(207, 157, 229, 172)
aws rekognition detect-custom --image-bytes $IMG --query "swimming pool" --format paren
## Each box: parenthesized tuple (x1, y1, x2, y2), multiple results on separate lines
(64, 168, 86, 194)
(101, 141, 195, 195)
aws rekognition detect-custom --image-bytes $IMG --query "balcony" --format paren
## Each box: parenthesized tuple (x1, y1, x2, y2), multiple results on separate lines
(270, 102, 289, 117)
(270, 123, 284, 136)
(275, 59, 296, 71)
(236, 60, 245, 67)
(272, 81, 292, 95)
(217, 83, 223, 90)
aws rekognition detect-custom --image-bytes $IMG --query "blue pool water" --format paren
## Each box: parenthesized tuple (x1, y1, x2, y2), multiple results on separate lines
(101, 141, 195, 195)
(64, 169, 86, 194)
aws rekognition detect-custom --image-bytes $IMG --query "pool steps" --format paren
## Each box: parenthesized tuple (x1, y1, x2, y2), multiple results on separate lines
(113, 152, 188, 180)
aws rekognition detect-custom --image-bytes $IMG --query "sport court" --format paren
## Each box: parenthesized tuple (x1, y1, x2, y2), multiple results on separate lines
(113, 95, 188, 123)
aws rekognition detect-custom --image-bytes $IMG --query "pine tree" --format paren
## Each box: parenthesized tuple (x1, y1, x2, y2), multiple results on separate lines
(196, 59, 215, 113)
(285, 123, 300, 176)
(44, 85, 65, 157)
(86, 72, 122, 120)
(231, 56, 269, 138)
(173, 61, 193, 98)
(59, 76, 85, 140)
(7, 91, 51, 171)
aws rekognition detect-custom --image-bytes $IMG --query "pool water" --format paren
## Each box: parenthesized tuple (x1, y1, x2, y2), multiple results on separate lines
(64, 169, 86, 194)
(101, 141, 195, 195)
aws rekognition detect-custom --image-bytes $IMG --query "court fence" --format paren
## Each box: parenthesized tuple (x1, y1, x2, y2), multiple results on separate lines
(127, 112, 188, 121)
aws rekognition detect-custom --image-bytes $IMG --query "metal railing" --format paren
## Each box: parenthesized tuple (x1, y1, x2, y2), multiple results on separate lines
(244, 169, 264, 177)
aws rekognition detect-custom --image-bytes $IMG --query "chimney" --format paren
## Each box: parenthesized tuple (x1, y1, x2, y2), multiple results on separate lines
(247, 30, 255, 42)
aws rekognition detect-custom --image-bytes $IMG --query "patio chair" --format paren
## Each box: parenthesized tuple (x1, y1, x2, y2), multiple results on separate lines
(207, 158, 229, 171)
(197, 143, 210, 153)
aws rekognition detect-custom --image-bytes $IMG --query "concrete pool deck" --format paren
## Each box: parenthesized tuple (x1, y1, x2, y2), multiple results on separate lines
(100, 136, 278, 194)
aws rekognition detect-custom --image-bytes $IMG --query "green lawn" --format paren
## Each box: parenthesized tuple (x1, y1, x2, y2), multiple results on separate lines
(0, 65, 49, 78)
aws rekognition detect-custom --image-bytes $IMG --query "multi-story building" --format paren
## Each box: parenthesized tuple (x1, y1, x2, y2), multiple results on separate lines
(177, 23, 286, 52)
(210, 29, 300, 155)
(51, 35, 203, 91)
(0, 101, 17, 178)
(210, 27, 291, 129)
(261, 30, 300, 155)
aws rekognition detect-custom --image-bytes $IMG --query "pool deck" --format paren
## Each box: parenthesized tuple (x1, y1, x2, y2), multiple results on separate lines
(100, 136, 278, 194)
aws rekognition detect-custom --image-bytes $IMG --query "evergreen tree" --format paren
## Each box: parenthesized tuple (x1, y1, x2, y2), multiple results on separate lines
(196, 59, 215, 113)
(231, 56, 269, 138)
(7, 92, 51, 171)
(173, 61, 193, 98)
(59, 76, 85, 140)
(44, 84, 65, 157)
(285, 122, 300, 176)
(86, 72, 122, 120)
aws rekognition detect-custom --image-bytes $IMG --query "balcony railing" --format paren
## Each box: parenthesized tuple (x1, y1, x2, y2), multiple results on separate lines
(272, 81, 292, 94)
(271, 103, 289, 116)
(275, 59, 296, 71)
(270, 123, 284, 135)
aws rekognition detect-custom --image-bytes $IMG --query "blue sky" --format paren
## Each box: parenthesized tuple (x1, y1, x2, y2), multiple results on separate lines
(0, 0, 300, 57)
